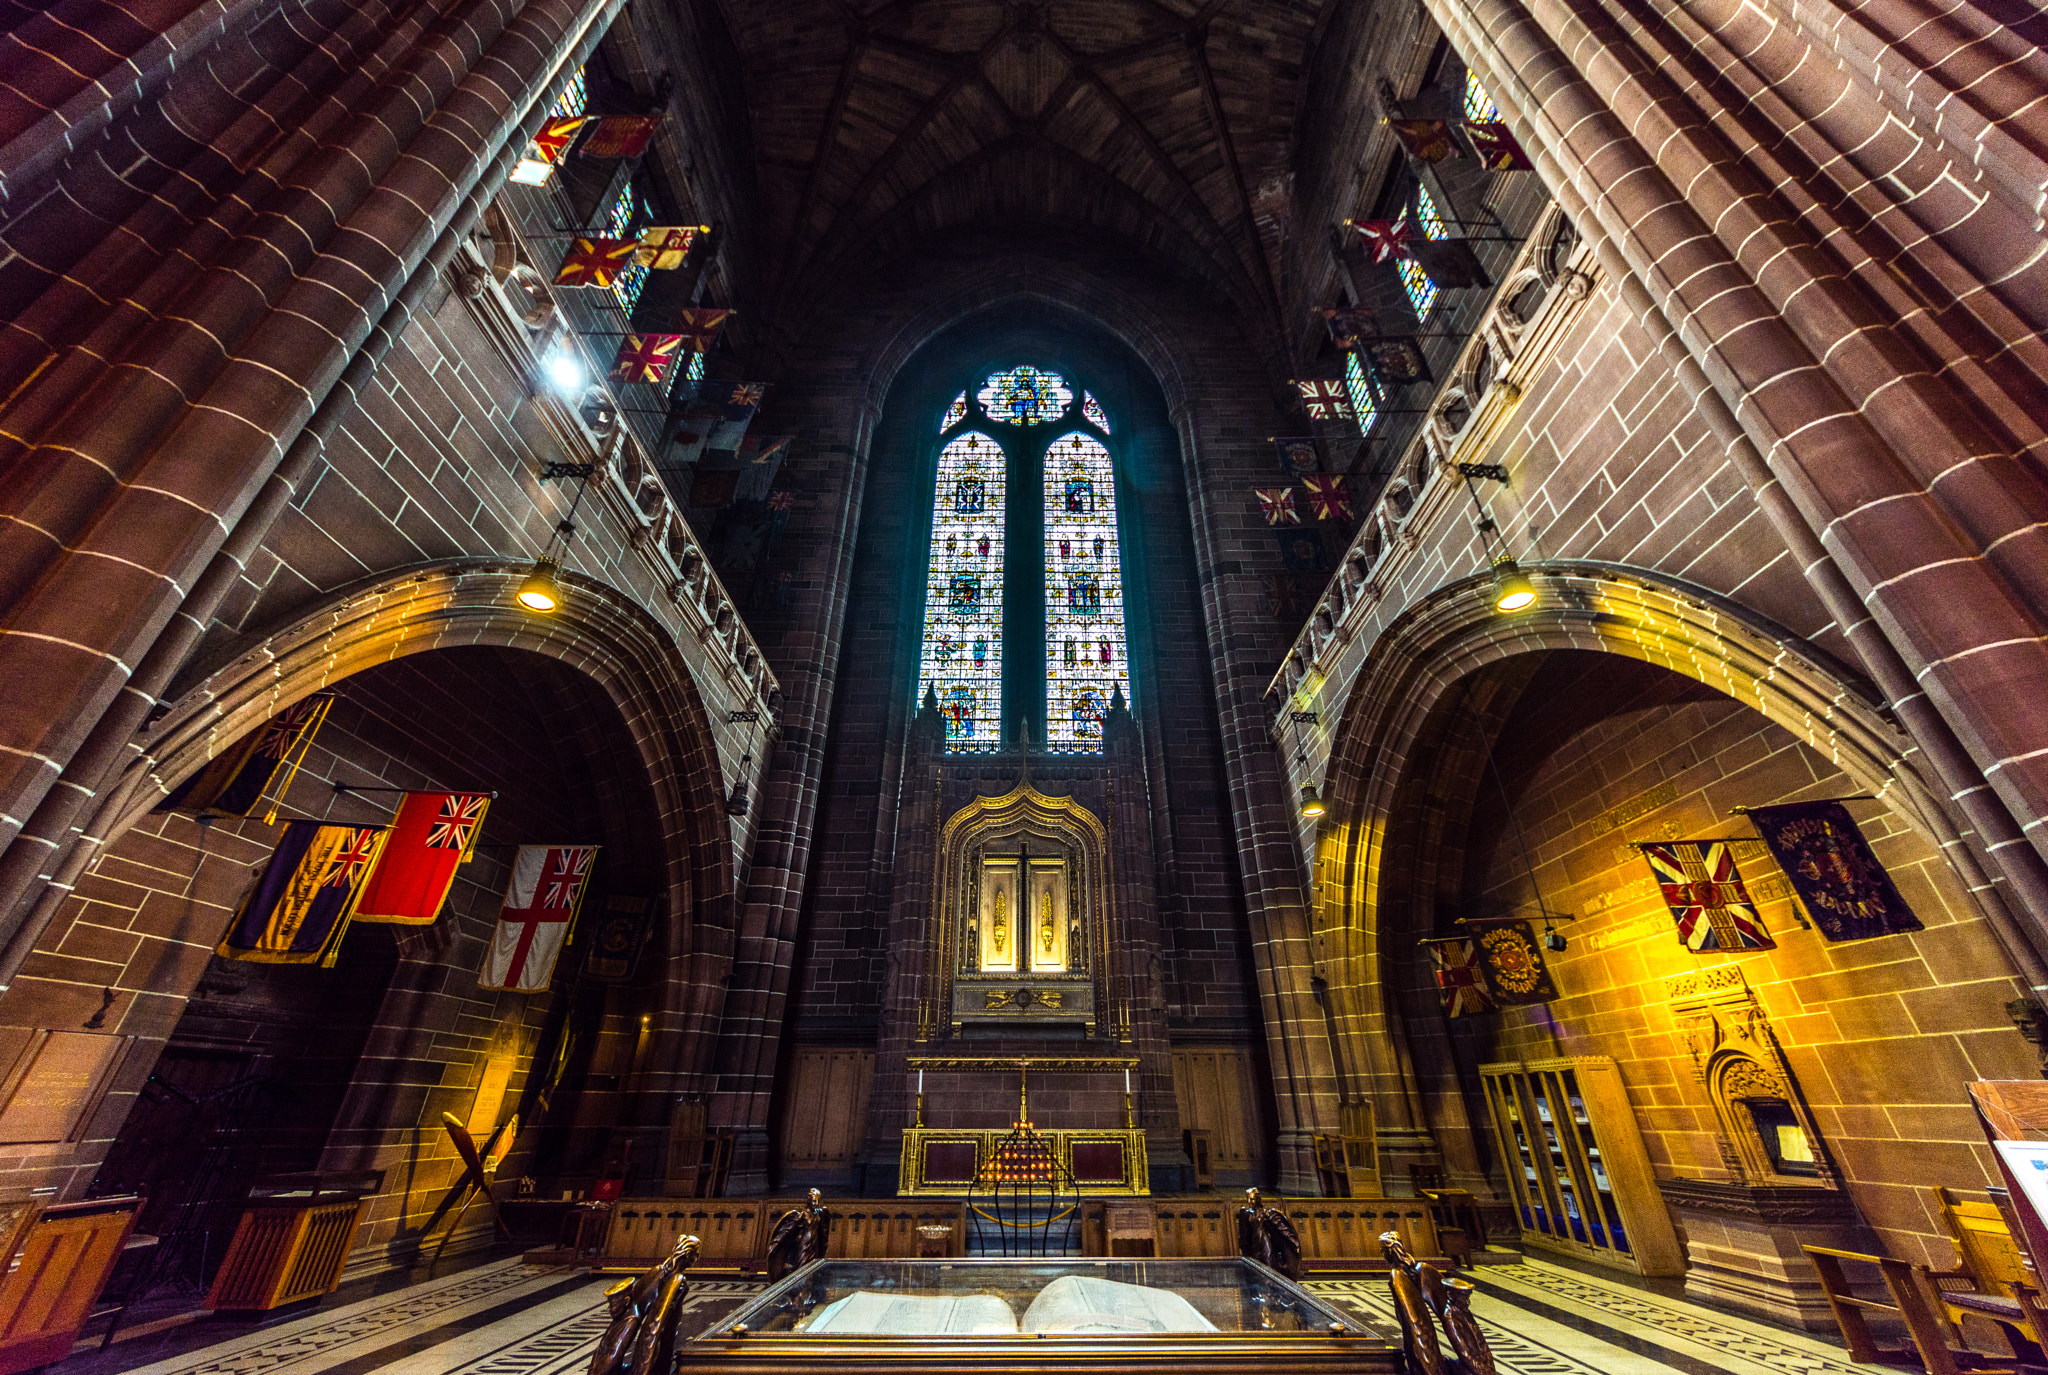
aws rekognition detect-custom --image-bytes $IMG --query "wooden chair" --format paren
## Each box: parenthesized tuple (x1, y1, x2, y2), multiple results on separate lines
(1929, 1186, 2045, 1357)
(1805, 1244, 2038, 1375)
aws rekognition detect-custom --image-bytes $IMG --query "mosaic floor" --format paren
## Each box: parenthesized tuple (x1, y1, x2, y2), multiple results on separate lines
(75, 1252, 1899, 1375)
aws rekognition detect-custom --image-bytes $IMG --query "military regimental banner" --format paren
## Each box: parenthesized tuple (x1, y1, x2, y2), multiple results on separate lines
(1744, 801, 1923, 941)
(479, 845, 599, 993)
(218, 823, 387, 965)
(1422, 937, 1495, 1018)
(583, 894, 654, 983)
(1472, 920, 1557, 1006)
(1638, 840, 1775, 952)
(156, 693, 333, 817)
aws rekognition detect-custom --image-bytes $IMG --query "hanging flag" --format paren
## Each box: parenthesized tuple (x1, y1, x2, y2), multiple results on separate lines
(1423, 938, 1496, 1017)
(689, 468, 740, 508)
(1273, 437, 1321, 477)
(218, 823, 388, 965)
(674, 307, 734, 352)
(768, 490, 794, 513)
(735, 436, 789, 503)
(635, 226, 706, 270)
(157, 694, 334, 817)
(1303, 474, 1352, 522)
(1293, 378, 1354, 420)
(352, 792, 491, 926)
(579, 114, 659, 159)
(583, 895, 654, 983)
(511, 116, 589, 183)
(1472, 920, 1558, 1004)
(708, 380, 764, 450)
(608, 333, 684, 385)
(479, 845, 599, 993)
(1348, 219, 1417, 264)
(1255, 487, 1300, 526)
(1639, 840, 1775, 952)
(665, 405, 725, 466)
(1386, 117, 1455, 162)
(1462, 120, 1533, 170)
(1409, 238, 1493, 289)
(553, 236, 636, 288)
(1276, 527, 1327, 571)
(1744, 802, 1923, 941)
(1364, 336, 1433, 388)
(1322, 307, 1377, 350)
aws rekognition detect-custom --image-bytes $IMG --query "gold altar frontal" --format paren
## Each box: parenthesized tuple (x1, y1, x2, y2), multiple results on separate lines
(898, 1127, 1150, 1195)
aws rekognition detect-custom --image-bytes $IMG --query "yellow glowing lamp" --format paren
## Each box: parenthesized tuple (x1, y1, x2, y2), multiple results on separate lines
(516, 559, 561, 613)
(1298, 784, 1327, 820)
(1491, 557, 1537, 613)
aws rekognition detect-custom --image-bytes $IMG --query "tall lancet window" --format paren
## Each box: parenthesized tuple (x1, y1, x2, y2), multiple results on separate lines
(921, 431, 1006, 749)
(919, 365, 1130, 755)
(1044, 433, 1129, 750)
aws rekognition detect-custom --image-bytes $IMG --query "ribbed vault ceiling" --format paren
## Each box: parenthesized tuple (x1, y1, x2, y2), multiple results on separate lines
(716, 0, 1332, 346)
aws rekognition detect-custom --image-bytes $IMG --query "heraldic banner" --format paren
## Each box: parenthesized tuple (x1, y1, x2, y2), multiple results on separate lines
(584, 894, 655, 983)
(353, 791, 491, 925)
(1638, 840, 1775, 952)
(1473, 920, 1557, 1005)
(480, 845, 599, 993)
(218, 822, 388, 966)
(1744, 801, 1923, 941)
(1423, 937, 1495, 1017)
(157, 693, 332, 816)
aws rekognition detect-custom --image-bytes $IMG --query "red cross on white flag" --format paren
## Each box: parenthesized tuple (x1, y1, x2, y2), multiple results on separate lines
(479, 845, 600, 992)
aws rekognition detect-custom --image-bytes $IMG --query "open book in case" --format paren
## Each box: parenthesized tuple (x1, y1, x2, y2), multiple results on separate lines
(677, 1258, 1400, 1372)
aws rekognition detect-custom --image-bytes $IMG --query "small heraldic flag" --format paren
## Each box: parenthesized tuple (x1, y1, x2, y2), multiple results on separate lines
(1273, 436, 1320, 476)
(1365, 336, 1433, 388)
(1639, 840, 1775, 952)
(674, 307, 734, 352)
(353, 792, 491, 926)
(1294, 378, 1354, 420)
(1424, 937, 1495, 1018)
(219, 823, 388, 966)
(1255, 487, 1300, 526)
(1348, 218, 1417, 264)
(1462, 119, 1533, 170)
(1744, 801, 1923, 942)
(635, 225, 706, 270)
(580, 115, 658, 159)
(1385, 117, 1455, 162)
(480, 845, 600, 993)
(157, 693, 333, 817)
(511, 116, 588, 183)
(554, 237, 637, 288)
(1321, 307, 1376, 350)
(1304, 473, 1352, 522)
(609, 333, 684, 385)
(1409, 237, 1493, 289)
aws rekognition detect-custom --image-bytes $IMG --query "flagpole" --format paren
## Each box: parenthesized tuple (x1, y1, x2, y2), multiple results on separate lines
(332, 784, 501, 798)
(1729, 796, 1875, 813)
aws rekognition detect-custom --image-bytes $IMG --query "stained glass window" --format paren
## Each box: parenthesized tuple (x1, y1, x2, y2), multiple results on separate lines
(1043, 432, 1129, 752)
(550, 68, 588, 120)
(1344, 351, 1379, 435)
(1400, 183, 1450, 319)
(1081, 392, 1111, 432)
(978, 366, 1074, 425)
(606, 185, 650, 315)
(1464, 71, 1501, 122)
(921, 432, 1006, 750)
(943, 392, 969, 429)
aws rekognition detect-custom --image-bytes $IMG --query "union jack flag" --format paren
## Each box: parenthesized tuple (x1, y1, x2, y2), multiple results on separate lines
(544, 847, 596, 909)
(609, 333, 684, 385)
(1425, 938, 1495, 1018)
(1255, 487, 1300, 526)
(1294, 379, 1354, 420)
(727, 382, 765, 408)
(1304, 474, 1352, 522)
(427, 794, 489, 851)
(674, 307, 733, 351)
(554, 236, 636, 288)
(531, 116, 588, 163)
(321, 827, 384, 889)
(1348, 218, 1417, 264)
(1639, 841, 1775, 952)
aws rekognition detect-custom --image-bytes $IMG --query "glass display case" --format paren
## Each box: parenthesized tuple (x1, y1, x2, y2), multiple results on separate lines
(677, 1257, 1397, 1372)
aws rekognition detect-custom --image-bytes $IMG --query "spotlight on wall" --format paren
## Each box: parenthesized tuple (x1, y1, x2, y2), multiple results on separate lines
(515, 558, 561, 613)
(1298, 783, 1327, 820)
(1491, 557, 1537, 614)
(1544, 924, 1568, 953)
(725, 751, 753, 817)
(543, 349, 583, 393)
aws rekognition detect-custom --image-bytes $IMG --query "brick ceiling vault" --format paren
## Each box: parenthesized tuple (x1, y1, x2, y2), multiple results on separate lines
(713, 0, 1333, 363)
